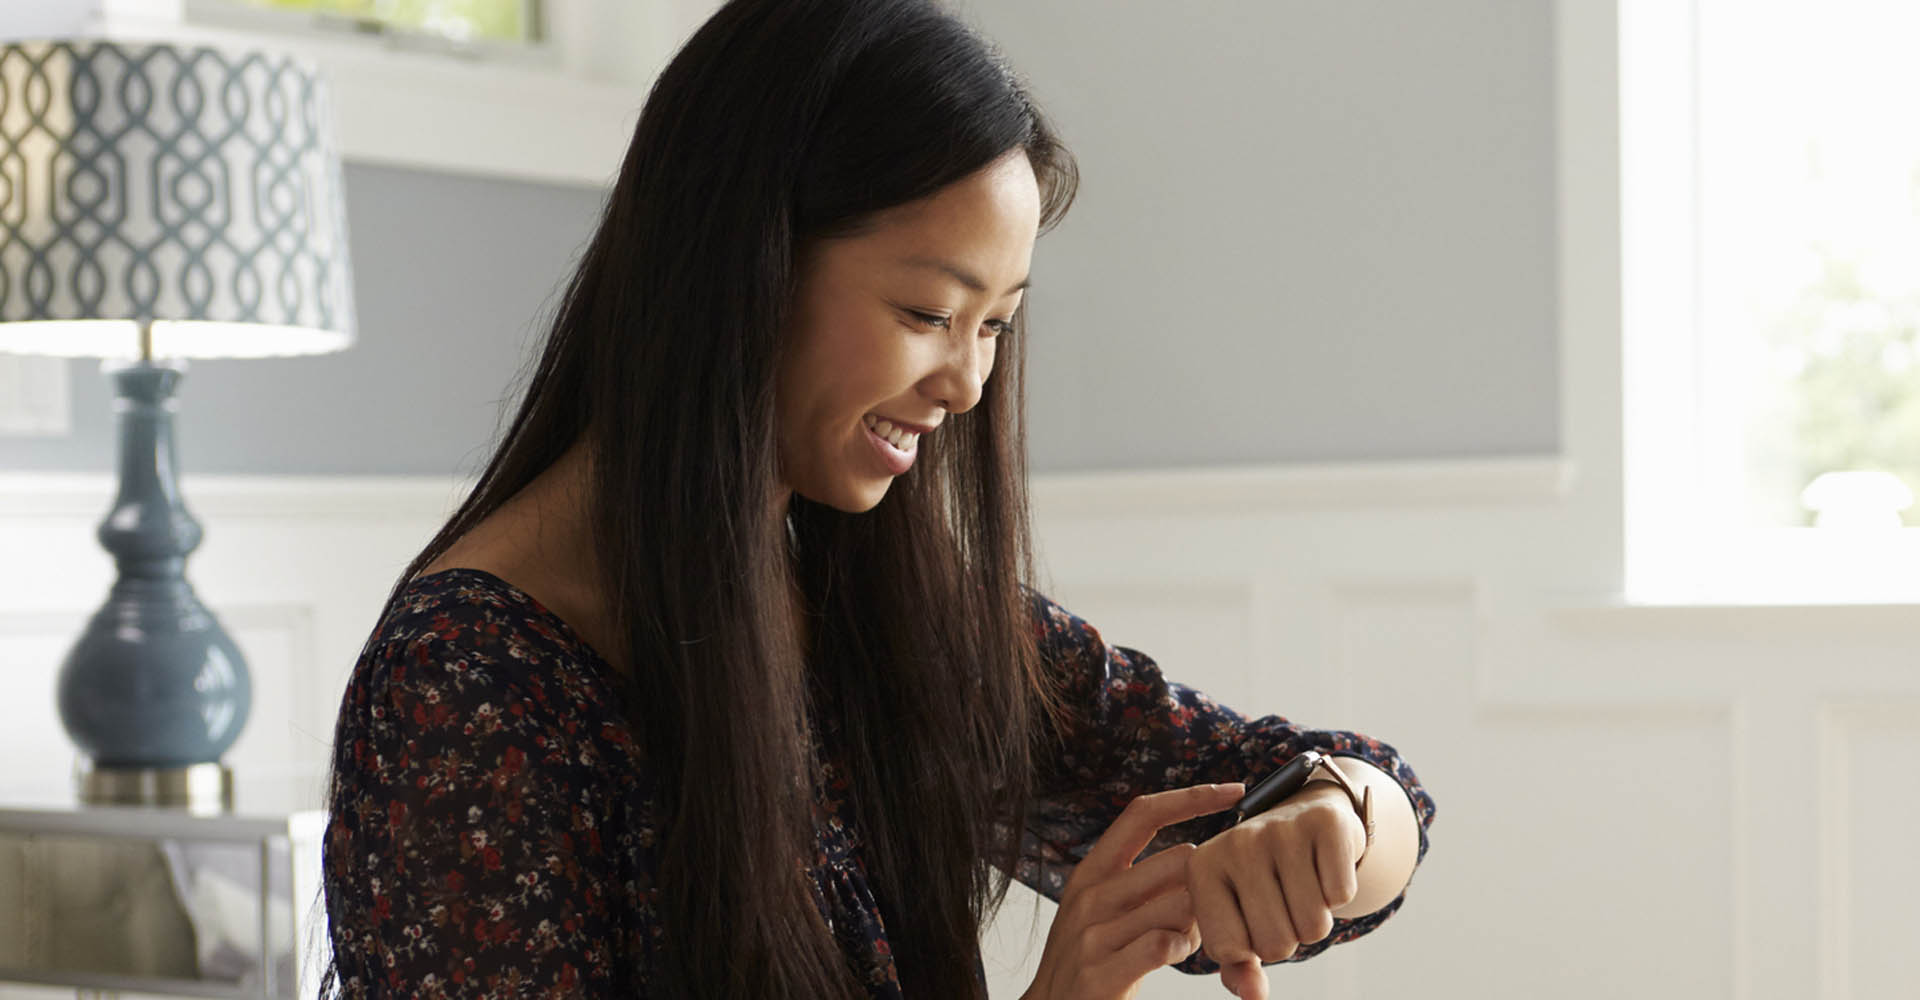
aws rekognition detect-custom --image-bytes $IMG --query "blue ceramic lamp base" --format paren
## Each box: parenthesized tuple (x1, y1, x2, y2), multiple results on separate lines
(57, 359, 251, 812)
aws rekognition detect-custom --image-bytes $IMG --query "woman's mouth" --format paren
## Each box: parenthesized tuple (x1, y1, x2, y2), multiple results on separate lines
(863, 414, 918, 474)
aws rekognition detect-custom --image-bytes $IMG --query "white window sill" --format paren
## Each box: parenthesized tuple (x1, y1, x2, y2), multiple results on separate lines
(186, 25, 643, 187)
(295, 36, 643, 188)
(1547, 595, 1920, 640)
(1551, 529, 1920, 635)
(1624, 525, 1920, 607)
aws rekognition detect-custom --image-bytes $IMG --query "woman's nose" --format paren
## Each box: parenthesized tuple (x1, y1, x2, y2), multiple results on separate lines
(926, 334, 990, 414)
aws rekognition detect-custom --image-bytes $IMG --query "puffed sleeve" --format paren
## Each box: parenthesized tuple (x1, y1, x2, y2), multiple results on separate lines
(1012, 589, 1437, 974)
(322, 629, 647, 997)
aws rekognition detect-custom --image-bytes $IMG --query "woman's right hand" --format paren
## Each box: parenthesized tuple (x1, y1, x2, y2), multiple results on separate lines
(1021, 782, 1246, 1000)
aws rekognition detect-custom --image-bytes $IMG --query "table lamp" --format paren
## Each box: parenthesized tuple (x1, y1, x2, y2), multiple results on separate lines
(0, 40, 356, 811)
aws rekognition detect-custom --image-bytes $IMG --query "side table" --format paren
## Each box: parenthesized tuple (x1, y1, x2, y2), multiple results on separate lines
(0, 775, 327, 999)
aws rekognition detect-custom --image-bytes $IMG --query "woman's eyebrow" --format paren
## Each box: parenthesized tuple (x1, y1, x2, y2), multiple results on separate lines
(898, 254, 1031, 296)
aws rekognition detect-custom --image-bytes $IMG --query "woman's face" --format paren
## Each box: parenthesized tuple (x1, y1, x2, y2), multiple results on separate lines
(776, 148, 1041, 513)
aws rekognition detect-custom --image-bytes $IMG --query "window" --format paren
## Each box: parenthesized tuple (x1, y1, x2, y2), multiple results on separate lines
(185, 0, 553, 65)
(235, 0, 540, 43)
(1698, 0, 1920, 530)
(1621, 0, 1920, 602)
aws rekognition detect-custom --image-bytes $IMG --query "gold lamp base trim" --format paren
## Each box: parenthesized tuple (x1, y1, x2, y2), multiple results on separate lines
(78, 762, 234, 813)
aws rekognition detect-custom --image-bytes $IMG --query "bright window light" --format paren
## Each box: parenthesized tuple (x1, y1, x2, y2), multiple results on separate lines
(226, 0, 540, 45)
(1622, 0, 1920, 603)
(1698, 0, 1920, 530)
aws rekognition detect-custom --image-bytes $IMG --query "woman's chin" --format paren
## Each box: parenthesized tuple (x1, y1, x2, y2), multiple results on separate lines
(801, 479, 890, 514)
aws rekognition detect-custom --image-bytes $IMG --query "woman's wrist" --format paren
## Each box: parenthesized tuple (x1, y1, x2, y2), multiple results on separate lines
(1298, 760, 1375, 861)
(1318, 757, 1420, 919)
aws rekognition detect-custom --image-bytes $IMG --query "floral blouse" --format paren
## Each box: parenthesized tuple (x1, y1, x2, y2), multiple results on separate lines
(323, 568, 1436, 997)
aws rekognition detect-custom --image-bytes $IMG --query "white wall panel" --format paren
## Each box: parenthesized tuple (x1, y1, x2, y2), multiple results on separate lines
(1, 462, 1915, 998)
(1818, 701, 1920, 1000)
(0, 614, 85, 803)
(0, 475, 463, 796)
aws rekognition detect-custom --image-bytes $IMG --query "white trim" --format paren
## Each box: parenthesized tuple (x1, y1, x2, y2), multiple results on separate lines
(0, 457, 1574, 523)
(283, 41, 638, 188)
(1553, 0, 1629, 600)
(1619, 0, 1708, 601)
(0, 473, 477, 519)
(1547, 597, 1920, 635)
(1030, 456, 1573, 519)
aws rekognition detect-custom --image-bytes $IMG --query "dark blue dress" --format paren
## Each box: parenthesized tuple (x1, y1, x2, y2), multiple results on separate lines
(322, 568, 1435, 996)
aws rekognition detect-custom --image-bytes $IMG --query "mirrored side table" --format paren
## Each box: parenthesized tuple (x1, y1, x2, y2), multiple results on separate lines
(0, 773, 327, 999)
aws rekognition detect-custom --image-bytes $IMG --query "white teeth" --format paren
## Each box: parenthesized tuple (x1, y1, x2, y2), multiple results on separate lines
(865, 414, 919, 451)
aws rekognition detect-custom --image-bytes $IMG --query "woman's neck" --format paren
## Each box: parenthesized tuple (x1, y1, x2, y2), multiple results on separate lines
(465, 440, 812, 667)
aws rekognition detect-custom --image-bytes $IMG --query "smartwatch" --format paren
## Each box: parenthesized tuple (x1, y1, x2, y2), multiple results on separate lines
(1229, 749, 1377, 860)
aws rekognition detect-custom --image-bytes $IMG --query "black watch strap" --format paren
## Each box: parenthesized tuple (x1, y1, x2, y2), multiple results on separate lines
(1230, 749, 1378, 861)
(1231, 749, 1326, 823)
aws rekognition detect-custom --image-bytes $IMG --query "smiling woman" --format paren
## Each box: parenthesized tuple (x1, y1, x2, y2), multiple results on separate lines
(776, 150, 1039, 512)
(316, 1, 1433, 997)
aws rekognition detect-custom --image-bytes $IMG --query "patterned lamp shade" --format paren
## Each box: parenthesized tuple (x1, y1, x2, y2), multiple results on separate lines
(0, 40, 355, 359)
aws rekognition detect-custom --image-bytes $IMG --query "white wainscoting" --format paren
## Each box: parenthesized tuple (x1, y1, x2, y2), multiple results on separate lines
(0, 474, 469, 812)
(2, 459, 1915, 1000)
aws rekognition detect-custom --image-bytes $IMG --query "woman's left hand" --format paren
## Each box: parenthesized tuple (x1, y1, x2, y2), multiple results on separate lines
(1188, 783, 1367, 999)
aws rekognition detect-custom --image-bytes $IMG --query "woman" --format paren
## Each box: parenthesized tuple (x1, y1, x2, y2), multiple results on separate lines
(319, 0, 1436, 997)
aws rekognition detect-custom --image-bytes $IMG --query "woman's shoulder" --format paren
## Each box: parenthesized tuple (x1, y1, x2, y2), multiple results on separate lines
(373, 566, 595, 659)
(347, 567, 638, 759)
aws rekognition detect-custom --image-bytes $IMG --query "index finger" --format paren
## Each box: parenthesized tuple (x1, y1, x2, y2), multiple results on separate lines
(1080, 783, 1246, 877)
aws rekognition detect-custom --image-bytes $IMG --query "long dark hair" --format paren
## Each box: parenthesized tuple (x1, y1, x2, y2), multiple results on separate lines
(319, 0, 1078, 995)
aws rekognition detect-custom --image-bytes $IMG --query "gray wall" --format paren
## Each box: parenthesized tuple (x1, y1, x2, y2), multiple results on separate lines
(971, 0, 1559, 471)
(0, 0, 1557, 479)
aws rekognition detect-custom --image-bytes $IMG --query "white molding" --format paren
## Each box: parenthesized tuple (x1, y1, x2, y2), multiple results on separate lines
(0, 473, 477, 519)
(7, 451, 1917, 996)
(0, 458, 1573, 521)
(305, 39, 640, 188)
(1553, 0, 1628, 600)
(1546, 599, 1920, 637)
(1814, 699, 1920, 1000)
(1030, 456, 1573, 519)
(1619, 0, 1715, 604)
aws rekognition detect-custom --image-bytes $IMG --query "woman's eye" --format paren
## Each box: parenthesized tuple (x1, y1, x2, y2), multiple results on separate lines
(907, 309, 950, 330)
(907, 310, 1013, 337)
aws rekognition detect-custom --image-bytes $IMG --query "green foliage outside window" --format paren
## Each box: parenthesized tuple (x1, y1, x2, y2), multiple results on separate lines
(1751, 251, 1920, 527)
(238, 0, 535, 43)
